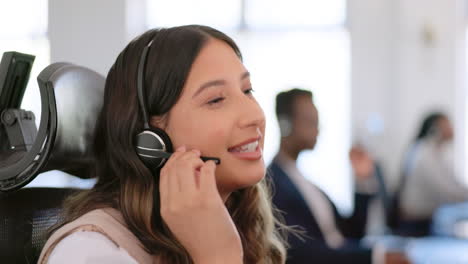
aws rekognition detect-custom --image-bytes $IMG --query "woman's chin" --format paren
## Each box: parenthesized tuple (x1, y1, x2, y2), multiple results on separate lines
(234, 167, 266, 189)
(218, 166, 265, 193)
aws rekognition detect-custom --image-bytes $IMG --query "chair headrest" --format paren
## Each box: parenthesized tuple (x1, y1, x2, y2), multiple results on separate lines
(41, 63, 105, 177)
(0, 63, 105, 191)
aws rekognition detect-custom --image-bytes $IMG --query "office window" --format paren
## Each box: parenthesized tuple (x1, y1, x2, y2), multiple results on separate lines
(147, 0, 241, 30)
(245, 0, 346, 29)
(232, 31, 351, 212)
(465, 28, 468, 184)
(0, 0, 50, 126)
(147, 0, 351, 211)
(0, 0, 59, 187)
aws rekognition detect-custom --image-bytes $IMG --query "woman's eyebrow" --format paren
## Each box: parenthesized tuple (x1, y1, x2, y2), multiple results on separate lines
(241, 71, 250, 80)
(192, 71, 250, 99)
(192, 79, 226, 98)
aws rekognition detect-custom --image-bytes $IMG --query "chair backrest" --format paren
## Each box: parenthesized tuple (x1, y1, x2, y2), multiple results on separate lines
(0, 62, 105, 262)
(39, 63, 105, 178)
(0, 187, 78, 263)
(0, 62, 105, 191)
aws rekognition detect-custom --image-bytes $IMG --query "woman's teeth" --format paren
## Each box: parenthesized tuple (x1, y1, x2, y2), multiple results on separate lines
(230, 141, 258, 153)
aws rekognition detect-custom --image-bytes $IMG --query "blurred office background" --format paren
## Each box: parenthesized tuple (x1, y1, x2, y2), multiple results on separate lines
(1, 0, 467, 217)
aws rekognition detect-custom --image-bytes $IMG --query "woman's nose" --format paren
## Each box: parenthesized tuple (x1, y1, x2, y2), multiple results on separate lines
(237, 98, 265, 129)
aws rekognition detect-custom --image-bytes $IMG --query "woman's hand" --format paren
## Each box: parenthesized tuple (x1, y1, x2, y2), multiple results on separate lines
(385, 252, 412, 264)
(349, 145, 375, 182)
(159, 146, 243, 264)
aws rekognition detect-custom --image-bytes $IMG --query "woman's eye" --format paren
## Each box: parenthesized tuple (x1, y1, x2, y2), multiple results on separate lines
(244, 88, 255, 95)
(207, 97, 225, 105)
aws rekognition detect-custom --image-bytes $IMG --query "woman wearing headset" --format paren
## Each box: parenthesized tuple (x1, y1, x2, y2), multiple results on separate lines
(396, 112, 468, 236)
(39, 25, 286, 264)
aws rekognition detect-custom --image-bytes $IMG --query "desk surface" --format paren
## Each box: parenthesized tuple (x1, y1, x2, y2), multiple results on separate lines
(364, 235, 468, 264)
(406, 237, 468, 264)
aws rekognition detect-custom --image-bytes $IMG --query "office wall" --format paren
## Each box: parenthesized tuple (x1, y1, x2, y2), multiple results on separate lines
(393, 0, 466, 186)
(349, 0, 467, 189)
(49, 0, 146, 76)
(47, 0, 467, 190)
(348, 0, 395, 180)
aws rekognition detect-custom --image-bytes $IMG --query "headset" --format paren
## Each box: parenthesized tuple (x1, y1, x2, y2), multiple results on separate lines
(134, 40, 220, 169)
(278, 115, 292, 138)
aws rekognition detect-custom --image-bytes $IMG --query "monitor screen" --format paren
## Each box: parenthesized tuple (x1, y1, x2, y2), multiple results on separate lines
(0, 51, 35, 112)
(0, 51, 35, 151)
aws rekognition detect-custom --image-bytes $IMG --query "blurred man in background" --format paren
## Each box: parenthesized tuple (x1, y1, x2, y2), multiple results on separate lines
(268, 88, 409, 264)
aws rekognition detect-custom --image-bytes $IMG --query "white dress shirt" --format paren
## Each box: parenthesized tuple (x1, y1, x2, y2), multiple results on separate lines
(275, 153, 345, 248)
(275, 153, 385, 264)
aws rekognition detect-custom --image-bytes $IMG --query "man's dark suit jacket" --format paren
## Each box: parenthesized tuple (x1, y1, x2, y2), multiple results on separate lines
(268, 160, 374, 264)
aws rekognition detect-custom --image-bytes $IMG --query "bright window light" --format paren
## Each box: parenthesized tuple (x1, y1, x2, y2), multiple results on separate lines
(232, 30, 351, 211)
(0, 0, 50, 127)
(1, 0, 54, 187)
(246, 0, 346, 29)
(146, 0, 350, 212)
(147, 0, 241, 29)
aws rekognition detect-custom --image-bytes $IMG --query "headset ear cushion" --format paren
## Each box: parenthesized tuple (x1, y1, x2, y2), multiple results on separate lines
(135, 127, 173, 169)
(150, 127, 173, 153)
(278, 116, 292, 137)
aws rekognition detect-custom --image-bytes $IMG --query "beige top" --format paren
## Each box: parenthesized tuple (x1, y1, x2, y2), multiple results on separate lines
(401, 138, 468, 220)
(38, 208, 158, 264)
(47, 231, 138, 263)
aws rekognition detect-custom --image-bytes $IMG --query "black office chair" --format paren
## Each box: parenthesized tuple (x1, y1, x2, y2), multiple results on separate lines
(0, 187, 78, 263)
(0, 62, 105, 263)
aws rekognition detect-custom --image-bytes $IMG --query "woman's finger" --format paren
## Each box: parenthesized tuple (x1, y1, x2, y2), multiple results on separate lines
(165, 146, 186, 196)
(199, 160, 217, 194)
(176, 149, 204, 193)
(159, 164, 169, 208)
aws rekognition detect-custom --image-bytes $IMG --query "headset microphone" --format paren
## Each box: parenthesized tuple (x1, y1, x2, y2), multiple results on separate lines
(135, 40, 220, 169)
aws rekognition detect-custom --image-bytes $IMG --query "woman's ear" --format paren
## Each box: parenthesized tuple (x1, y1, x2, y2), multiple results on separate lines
(150, 115, 167, 130)
(428, 122, 442, 140)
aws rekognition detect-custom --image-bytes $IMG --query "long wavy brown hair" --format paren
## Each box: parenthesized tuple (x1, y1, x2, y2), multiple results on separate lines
(52, 25, 287, 263)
